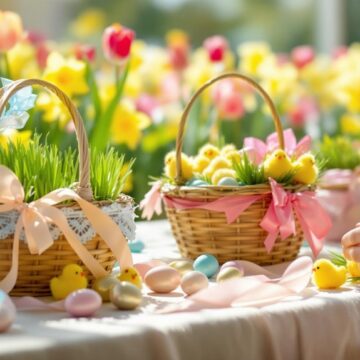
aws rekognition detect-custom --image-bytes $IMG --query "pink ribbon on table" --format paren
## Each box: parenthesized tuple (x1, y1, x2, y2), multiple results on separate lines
(243, 128, 311, 164)
(158, 256, 313, 313)
(260, 178, 332, 257)
(0, 166, 133, 293)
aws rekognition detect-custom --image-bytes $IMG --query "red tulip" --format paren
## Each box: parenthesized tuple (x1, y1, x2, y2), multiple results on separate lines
(102, 23, 135, 65)
(166, 29, 189, 71)
(291, 45, 315, 69)
(74, 44, 96, 63)
(203, 35, 228, 62)
(0, 11, 23, 52)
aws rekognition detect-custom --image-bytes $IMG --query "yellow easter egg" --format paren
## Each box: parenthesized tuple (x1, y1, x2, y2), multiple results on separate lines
(169, 260, 193, 276)
(216, 267, 243, 283)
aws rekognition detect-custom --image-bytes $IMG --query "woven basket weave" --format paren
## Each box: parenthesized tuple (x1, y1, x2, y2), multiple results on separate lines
(163, 72, 306, 265)
(0, 79, 133, 296)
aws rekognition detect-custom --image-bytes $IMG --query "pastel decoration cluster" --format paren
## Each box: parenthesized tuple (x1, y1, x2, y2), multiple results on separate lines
(312, 259, 347, 290)
(0, 78, 37, 131)
(0, 290, 16, 333)
(50, 264, 88, 300)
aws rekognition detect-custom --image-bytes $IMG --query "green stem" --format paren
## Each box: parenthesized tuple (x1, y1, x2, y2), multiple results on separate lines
(85, 61, 102, 123)
(3, 53, 11, 79)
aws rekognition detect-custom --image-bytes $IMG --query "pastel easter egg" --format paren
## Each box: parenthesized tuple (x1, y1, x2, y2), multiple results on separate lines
(180, 271, 209, 296)
(220, 261, 244, 275)
(193, 254, 219, 278)
(92, 275, 121, 302)
(65, 289, 102, 317)
(110, 282, 142, 310)
(129, 239, 145, 253)
(0, 290, 16, 333)
(216, 267, 243, 283)
(169, 260, 193, 276)
(133, 260, 167, 279)
(218, 177, 239, 186)
(188, 179, 209, 187)
(145, 266, 181, 293)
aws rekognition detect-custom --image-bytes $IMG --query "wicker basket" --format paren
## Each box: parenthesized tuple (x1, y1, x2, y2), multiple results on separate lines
(0, 79, 134, 296)
(163, 72, 306, 265)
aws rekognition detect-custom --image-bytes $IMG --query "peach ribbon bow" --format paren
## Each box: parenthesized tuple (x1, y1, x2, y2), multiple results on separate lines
(0, 166, 133, 293)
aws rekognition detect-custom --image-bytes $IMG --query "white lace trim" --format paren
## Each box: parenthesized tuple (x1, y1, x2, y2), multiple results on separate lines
(0, 202, 136, 243)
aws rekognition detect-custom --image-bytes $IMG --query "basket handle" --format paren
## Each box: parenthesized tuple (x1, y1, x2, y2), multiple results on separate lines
(0, 78, 93, 201)
(175, 72, 284, 185)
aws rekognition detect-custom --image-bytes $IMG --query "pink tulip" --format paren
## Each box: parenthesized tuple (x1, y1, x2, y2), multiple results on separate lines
(288, 98, 318, 128)
(0, 11, 23, 52)
(291, 45, 315, 69)
(102, 23, 135, 65)
(203, 35, 228, 62)
(74, 44, 96, 63)
(135, 95, 158, 117)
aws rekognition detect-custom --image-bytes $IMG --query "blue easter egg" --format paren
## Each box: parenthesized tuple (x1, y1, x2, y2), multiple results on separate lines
(129, 239, 145, 253)
(186, 179, 209, 187)
(218, 177, 239, 186)
(193, 254, 219, 278)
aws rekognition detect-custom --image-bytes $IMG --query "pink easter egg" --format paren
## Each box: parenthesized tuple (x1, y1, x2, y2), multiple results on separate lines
(65, 289, 102, 317)
(0, 291, 16, 333)
(220, 261, 244, 275)
(145, 266, 181, 293)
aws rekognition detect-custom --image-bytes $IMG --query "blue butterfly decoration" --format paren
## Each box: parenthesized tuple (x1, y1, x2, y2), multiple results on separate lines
(0, 78, 37, 131)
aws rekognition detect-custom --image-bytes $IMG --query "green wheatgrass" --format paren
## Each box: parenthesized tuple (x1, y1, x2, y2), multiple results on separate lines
(0, 135, 133, 202)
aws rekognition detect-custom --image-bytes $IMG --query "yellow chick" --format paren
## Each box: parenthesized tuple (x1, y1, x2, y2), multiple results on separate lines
(193, 155, 210, 174)
(164, 151, 193, 180)
(293, 153, 319, 185)
(224, 150, 242, 164)
(312, 259, 347, 290)
(50, 264, 88, 300)
(347, 261, 360, 277)
(117, 267, 142, 289)
(199, 144, 220, 160)
(263, 149, 293, 180)
(203, 157, 232, 179)
(221, 144, 236, 155)
(211, 169, 237, 185)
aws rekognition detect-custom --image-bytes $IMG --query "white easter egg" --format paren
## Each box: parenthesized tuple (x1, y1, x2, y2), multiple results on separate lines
(180, 271, 209, 296)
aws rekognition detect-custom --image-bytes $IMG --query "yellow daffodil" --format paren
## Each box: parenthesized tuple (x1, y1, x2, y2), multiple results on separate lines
(43, 52, 89, 97)
(7, 41, 40, 79)
(0, 129, 31, 149)
(70, 8, 106, 38)
(111, 100, 151, 150)
(341, 113, 360, 135)
(238, 42, 271, 76)
(120, 162, 133, 193)
(36, 92, 70, 126)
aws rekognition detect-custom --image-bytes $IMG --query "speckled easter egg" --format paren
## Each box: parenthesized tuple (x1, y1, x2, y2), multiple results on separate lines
(216, 267, 243, 283)
(92, 275, 121, 302)
(65, 289, 102, 317)
(129, 239, 145, 253)
(193, 254, 219, 278)
(218, 177, 239, 186)
(110, 282, 142, 310)
(0, 291, 16, 333)
(180, 271, 209, 295)
(169, 260, 193, 276)
(145, 266, 181, 293)
(220, 261, 244, 275)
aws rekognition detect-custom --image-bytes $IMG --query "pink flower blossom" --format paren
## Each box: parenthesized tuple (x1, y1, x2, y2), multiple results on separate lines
(291, 45, 315, 69)
(203, 35, 228, 62)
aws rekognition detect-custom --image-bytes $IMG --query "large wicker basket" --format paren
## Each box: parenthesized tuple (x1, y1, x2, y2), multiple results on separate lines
(163, 73, 305, 266)
(0, 79, 134, 296)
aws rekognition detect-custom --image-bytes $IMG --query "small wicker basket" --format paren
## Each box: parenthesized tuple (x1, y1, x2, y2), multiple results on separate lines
(163, 73, 305, 265)
(0, 79, 134, 296)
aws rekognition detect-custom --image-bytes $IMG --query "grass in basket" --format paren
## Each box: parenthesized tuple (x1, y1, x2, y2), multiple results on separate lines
(317, 136, 360, 170)
(0, 135, 133, 202)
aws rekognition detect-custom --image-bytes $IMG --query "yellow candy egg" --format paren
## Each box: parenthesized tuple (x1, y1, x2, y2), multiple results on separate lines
(92, 275, 121, 302)
(169, 260, 193, 276)
(216, 267, 243, 283)
(110, 282, 142, 310)
(118, 267, 142, 289)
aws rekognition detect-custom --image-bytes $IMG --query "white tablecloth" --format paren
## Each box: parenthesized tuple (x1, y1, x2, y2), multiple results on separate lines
(1, 221, 360, 360)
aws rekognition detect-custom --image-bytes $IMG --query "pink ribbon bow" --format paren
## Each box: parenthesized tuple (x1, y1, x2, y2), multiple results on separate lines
(261, 178, 332, 257)
(0, 166, 133, 293)
(139, 180, 163, 220)
(243, 128, 311, 164)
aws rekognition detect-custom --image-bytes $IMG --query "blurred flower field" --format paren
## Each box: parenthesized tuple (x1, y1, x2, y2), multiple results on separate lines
(1, 9, 360, 203)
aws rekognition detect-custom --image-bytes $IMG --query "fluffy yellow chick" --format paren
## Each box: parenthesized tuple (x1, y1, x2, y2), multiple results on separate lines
(199, 144, 220, 160)
(164, 151, 193, 180)
(312, 259, 347, 290)
(264, 149, 293, 180)
(347, 261, 360, 277)
(293, 153, 319, 185)
(221, 144, 236, 155)
(212, 169, 237, 185)
(203, 157, 232, 179)
(117, 267, 142, 289)
(224, 150, 241, 164)
(50, 264, 88, 300)
(193, 155, 210, 174)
